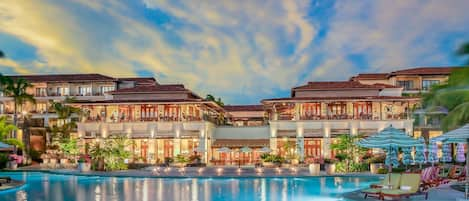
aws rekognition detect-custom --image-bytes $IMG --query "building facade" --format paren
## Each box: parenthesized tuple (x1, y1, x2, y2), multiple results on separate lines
(1, 66, 463, 166)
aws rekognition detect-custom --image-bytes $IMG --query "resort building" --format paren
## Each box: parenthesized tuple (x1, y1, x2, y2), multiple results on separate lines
(350, 67, 457, 95)
(261, 81, 418, 161)
(1, 66, 464, 166)
(350, 66, 465, 139)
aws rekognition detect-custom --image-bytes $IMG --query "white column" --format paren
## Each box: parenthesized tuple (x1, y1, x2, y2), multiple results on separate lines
(198, 129, 208, 164)
(296, 125, 304, 162)
(173, 125, 181, 156)
(322, 126, 331, 159)
(270, 124, 277, 154)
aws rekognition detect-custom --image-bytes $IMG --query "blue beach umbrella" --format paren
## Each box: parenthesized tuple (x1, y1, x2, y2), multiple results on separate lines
(456, 143, 466, 163)
(414, 144, 427, 165)
(385, 146, 399, 167)
(402, 147, 413, 166)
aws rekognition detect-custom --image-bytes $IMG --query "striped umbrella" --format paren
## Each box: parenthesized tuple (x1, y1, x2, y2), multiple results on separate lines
(430, 124, 469, 199)
(385, 146, 399, 167)
(402, 147, 413, 166)
(441, 143, 453, 163)
(356, 126, 421, 148)
(428, 142, 439, 165)
(357, 126, 422, 183)
(456, 143, 466, 163)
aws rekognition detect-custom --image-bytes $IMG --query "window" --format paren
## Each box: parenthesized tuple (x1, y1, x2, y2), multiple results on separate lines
(35, 103, 47, 113)
(422, 80, 440, 91)
(397, 80, 414, 90)
(35, 88, 47, 96)
(100, 86, 115, 94)
(56, 87, 69, 96)
(78, 86, 92, 96)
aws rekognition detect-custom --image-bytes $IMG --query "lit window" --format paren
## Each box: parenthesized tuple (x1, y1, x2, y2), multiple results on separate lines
(422, 80, 440, 91)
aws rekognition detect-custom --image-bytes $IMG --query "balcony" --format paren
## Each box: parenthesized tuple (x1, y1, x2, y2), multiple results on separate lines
(84, 115, 205, 123)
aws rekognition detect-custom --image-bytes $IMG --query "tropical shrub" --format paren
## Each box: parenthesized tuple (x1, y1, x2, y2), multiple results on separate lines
(175, 154, 190, 163)
(0, 153, 8, 169)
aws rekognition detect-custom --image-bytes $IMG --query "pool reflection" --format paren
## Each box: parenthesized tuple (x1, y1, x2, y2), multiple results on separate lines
(0, 172, 379, 201)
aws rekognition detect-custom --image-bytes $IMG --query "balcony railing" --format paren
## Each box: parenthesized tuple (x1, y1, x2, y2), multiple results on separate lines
(85, 115, 204, 123)
(277, 113, 409, 121)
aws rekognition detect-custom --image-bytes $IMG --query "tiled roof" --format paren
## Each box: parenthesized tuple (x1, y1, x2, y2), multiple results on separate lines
(350, 73, 389, 80)
(70, 99, 204, 104)
(223, 105, 264, 112)
(390, 67, 460, 75)
(108, 84, 187, 94)
(293, 81, 397, 90)
(262, 96, 419, 103)
(117, 77, 157, 86)
(6, 74, 115, 83)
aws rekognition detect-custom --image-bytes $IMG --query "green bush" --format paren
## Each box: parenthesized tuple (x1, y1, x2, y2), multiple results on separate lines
(377, 168, 388, 174)
(29, 149, 43, 163)
(175, 154, 189, 163)
(0, 153, 8, 169)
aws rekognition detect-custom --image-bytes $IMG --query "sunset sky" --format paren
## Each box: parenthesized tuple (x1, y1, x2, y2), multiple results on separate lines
(1, 0, 468, 104)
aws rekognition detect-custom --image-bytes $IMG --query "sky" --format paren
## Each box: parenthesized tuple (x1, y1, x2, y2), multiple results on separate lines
(0, 0, 468, 104)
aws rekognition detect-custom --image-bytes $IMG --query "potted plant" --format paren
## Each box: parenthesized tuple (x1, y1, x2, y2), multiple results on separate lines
(189, 154, 201, 165)
(260, 153, 274, 167)
(77, 154, 91, 172)
(89, 143, 106, 171)
(305, 156, 322, 175)
(324, 158, 337, 175)
(368, 154, 385, 174)
(174, 154, 189, 167)
(7, 154, 18, 169)
(164, 157, 174, 166)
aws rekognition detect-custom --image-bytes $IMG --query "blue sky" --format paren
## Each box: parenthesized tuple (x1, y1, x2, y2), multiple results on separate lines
(0, 0, 468, 104)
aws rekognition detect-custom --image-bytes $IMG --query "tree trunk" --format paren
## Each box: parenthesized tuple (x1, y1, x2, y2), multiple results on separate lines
(22, 121, 30, 165)
(13, 101, 17, 138)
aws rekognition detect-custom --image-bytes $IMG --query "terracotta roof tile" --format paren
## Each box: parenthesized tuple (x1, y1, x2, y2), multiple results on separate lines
(293, 81, 396, 90)
(6, 74, 115, 83)
(350, 73, 389, 80)
(117, 77, 157, 86)
(223, 105, 264, 112)
(390, 67, 461, 75)
(212, 139, 269, 147)
(109, 84, 187, 94)
(262, 96, 419, 102)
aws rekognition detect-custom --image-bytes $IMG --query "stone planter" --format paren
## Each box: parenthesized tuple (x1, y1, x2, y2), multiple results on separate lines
(370, 163, 384, 174)
(262, 162, 274, 168)
(78, 162, 91, 172)
(309, 163, 320, 175)
(7, 161, 17, 169)
(60, 158, 69, 164)
(325, 164, 336, 175)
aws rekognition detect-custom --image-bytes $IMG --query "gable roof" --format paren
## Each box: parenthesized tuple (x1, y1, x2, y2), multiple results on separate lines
(390, 67, 459, 75)
(293, 81, 398, 91)
(350, 73, 388, 80)
(224, 105, 264, 112)
(117, 77, 157, 86)
(6, 74, 115, 83)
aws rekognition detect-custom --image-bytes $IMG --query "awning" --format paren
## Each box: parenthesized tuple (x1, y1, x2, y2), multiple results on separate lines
(212, 139, 269, 148)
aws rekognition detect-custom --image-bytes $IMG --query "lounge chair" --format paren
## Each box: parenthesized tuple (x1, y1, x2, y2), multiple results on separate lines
(380, 173, 427, 200)
(362, 173, 401, 199)
(0, 176, 11, 183)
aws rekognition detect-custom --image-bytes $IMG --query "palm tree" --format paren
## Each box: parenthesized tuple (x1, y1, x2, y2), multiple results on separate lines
(423, 42, 469, 131)
(422, 68, 469, 131)
(3, 77, 35, 132)
(47, 98, 81, 144)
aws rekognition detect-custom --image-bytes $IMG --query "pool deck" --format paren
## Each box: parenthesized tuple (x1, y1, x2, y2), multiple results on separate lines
(3, 165, 467, 200)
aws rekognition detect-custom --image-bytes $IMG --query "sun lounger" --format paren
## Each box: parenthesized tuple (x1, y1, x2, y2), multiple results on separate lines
(380, 173, 427, 200)
(362, 173, 401, 199)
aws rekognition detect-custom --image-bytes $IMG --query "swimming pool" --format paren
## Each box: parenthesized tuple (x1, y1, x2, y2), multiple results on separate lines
(0, 172, 378, 201)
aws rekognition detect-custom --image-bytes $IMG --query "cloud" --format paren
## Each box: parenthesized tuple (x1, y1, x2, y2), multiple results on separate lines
(307, 0, 469, 81)
(0, 0, 468, 104)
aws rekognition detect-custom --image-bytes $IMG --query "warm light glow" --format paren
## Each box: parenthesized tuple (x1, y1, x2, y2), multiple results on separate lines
(275, 167, 282, 174)
(216, 167, 223, 175)
(179, 167, 186, 174)
(256, 167, 264, 174)
(290, 167, 298, 174)
(198, 168, 204, 174)
(164, 167, 171, 173)
(237, 168, 242, 174)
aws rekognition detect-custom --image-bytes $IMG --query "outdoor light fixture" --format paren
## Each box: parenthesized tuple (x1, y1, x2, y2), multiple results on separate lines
(164, 167, 171, 173)
(236, 168, 242, 174)
(198, 168, 204, 174)
(179, 167, 186, 174)
(290, 167, 298, 174)
(275, 167, 282, 174)
(256, 167, 264, 174)
(216, 167, 223, 175)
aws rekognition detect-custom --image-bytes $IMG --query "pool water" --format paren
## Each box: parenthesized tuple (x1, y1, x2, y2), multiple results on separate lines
(0, 172, 378, 201)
